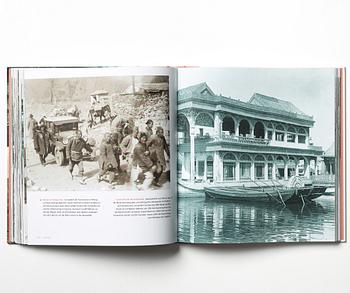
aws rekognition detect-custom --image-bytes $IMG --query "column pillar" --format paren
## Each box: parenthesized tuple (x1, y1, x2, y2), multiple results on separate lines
(214, 112, 222, 138)
(272, 162, 276, 180)
(264, 162, 268, 180)
(305, 159, 310, 179)
(250, 123, 254, 137)
(195, 157, 198, 179)
(188, 114, 196, 182)
(236, 161, 240, 182)
(284, 162, 288, 180)
(181, 154, 187, 179)
(251, 162, 255, 181)
(272, 129, 275, 141)
(213, 152, 223, 182)
(315, 157, 319, 175)
(190, 134, 195, 181)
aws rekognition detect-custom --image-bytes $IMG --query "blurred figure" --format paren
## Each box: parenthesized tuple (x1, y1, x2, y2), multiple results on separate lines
(98, 133, 119, 186)
(148, 126, 170, 187)
(33, 124, 51, 166)
(27, 114, 37, 139)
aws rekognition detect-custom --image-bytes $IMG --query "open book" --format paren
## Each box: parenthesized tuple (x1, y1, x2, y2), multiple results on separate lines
(7, 67, 346, 245)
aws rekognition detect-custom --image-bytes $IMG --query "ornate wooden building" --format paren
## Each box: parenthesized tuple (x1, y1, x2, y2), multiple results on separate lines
(177, 83, 324, 183)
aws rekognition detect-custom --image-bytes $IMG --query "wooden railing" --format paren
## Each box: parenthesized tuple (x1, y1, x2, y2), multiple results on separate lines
(178, 134, 270, 145)
(220, 134, 270, 145)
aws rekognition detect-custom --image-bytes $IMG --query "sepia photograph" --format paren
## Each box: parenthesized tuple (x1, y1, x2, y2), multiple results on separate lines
(177, 68, 337, 243)
(24, 74, 170, 192)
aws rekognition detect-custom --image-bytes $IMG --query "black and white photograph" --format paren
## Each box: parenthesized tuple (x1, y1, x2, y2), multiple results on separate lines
(177, 68, 338, 243)
(24, 74, 170, 191)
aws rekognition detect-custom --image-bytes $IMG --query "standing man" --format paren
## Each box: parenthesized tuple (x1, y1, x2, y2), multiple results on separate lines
(145, 119, 153, 139)
(120, 126, 134, 175)
(66, 130, 92, 183)
(148, 126, 170, 187)
(33, 124, 51, 166)
(98, 133, 119, 187)
(132, 132, 155, 190)
(27, 114, 37, 139)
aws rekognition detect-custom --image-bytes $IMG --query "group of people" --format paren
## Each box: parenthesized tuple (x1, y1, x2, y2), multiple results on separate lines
(27, 113, 170, 190)
(98, 118, 170, 190)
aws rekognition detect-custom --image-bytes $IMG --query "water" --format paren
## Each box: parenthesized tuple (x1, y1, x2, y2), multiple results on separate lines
(178, 194, 336, 243)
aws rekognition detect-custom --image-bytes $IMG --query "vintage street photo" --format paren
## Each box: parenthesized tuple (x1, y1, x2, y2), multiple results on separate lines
(177, 68, 337, 243)
(25, 75, 170, 192)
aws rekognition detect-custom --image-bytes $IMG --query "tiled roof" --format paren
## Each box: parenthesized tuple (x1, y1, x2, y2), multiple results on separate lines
(178, 83, 313, 122)
(248, 93, 306, 116)
(178, 82, 215, 99)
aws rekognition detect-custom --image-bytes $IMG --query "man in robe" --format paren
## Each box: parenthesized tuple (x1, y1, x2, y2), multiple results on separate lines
(66, 130, 93, 182)
(148, 126, 170, 187)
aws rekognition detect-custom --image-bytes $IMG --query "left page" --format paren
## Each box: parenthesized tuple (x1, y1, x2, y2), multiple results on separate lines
(8, 66, 177, 246)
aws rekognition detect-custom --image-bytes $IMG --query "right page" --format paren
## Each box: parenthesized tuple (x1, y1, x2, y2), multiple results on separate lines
(177, 67, 345, 244)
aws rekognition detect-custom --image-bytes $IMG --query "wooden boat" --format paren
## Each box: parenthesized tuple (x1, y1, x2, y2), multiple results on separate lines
(324, 186, 335, 196)
(178, 180, 206, 197)
(204, 186, 297, 203)
(307, 186, 328, 200)
(205, 184, 327, 204)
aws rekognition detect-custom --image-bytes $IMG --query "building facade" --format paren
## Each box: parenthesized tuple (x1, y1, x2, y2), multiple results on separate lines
(178, 83, 324, 183)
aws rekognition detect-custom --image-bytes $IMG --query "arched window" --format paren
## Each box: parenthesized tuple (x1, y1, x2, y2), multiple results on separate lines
(276, 155, 285, 162)
(222, 116, 235, 135)
(254, 155, 265, 179)
(287, 126, 296, 142)
(298, 128, 307, 144)
(239, 154, 252, 180)
(275, 124, 285, 141)
(223, 153, 236, 161)
(223, 153, 236, 181)
(276, 124, 285, 131)
(240, 154, 252, 161)
(276, 156, 286, 179)
(239, 119, 251, 137)
(287, 156, 297, 177)
(177, 114, 190, 143)
(254, 121, 265, 139)
(206, 155, 214, 180)
(254, 155, 265, 162)
(195, 112, 214, 127)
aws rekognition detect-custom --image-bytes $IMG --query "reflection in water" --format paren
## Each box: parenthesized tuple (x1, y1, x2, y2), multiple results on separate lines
(178, 195, 336, 243)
